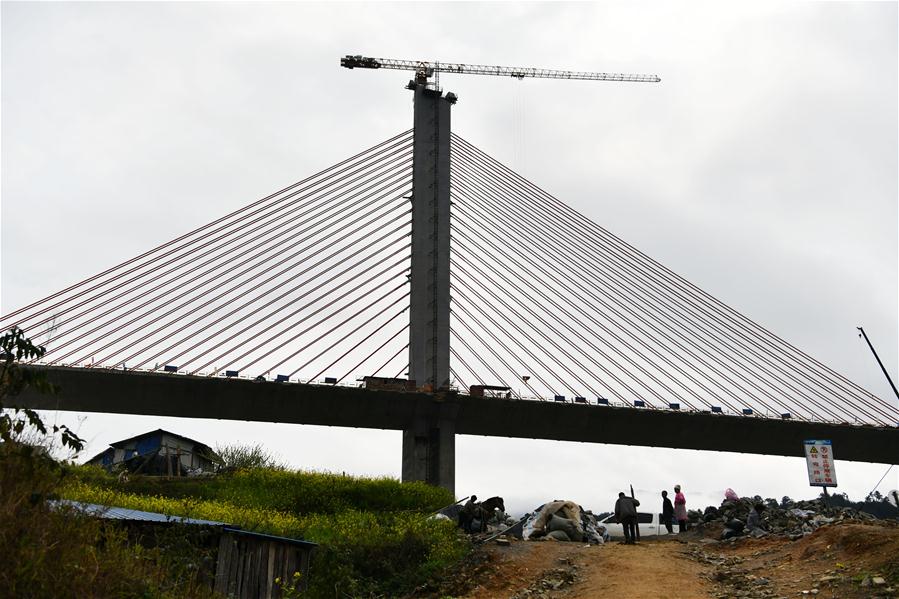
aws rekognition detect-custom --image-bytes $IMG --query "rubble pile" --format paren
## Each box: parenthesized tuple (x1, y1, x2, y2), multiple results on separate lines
(521, 500, 605, 543)
(688, 495, 879, 540)
(689, 548, 777, 599)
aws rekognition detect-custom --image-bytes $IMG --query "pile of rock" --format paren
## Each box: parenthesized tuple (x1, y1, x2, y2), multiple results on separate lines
(510, 558, 579, 599)
(689, 548, 776, 599)
(688, 495, 878, 539)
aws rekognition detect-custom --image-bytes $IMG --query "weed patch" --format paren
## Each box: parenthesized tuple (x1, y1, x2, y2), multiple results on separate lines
(63, 468, 469, 597)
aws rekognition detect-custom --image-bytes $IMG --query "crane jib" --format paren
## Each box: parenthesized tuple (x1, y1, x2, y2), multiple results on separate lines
(341, 55, 660, 83)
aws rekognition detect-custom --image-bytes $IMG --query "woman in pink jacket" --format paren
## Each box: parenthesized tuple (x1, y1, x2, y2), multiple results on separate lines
(674, 484, 688, 532)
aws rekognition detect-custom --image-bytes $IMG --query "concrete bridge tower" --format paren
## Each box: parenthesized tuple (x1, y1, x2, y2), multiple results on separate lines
(402, 82, 457, 492)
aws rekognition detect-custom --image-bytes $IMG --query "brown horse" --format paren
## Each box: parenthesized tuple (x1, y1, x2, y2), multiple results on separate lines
(459, 496, 505, 533)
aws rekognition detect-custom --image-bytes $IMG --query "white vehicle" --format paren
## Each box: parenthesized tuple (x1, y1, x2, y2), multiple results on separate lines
(596, 511, 676, 538)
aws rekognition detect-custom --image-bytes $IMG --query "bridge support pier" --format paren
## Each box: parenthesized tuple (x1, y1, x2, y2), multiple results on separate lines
(401, 400, 458, 494)
(403, 83, 455, 492)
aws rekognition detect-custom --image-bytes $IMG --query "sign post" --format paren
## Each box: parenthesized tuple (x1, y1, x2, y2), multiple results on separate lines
(804, 439, 838, 488)
(629, 484, 640, 541)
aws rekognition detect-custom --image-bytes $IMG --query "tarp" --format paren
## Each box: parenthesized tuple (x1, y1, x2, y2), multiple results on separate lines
(521, 500, 604, 543)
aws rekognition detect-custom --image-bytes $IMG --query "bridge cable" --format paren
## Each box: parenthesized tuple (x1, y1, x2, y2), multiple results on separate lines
(452, 154, 843, 421)
(305, 304, 411, 382)
(446, 309, 522, 395)
(450, 174, 797, 418)
(451, 268, 611, 401)
(0, 130, 413, 325)
(195, 252, 411, 376)
(453, 245, 691, 408)
(371, 345, 409, 379)
(393, 362, 410, 380)
(452, 150, 832, 418)
(49, 186, 411, 367)
(2, 132, 413, 329)
(336, 323, 409, 385)
(255, 287, 411, 377)
(40, 161, 412, 358)
(450, 137, 891, 424)
(139, 240, 411, 373)
(109, 197, 412, 371)
(452, 134, 895, 424)
(449, 344, 485, 389)
(448, 365, 470, 395)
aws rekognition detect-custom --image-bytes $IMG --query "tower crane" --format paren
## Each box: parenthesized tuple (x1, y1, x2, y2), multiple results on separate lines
(340, 54, 660, 491)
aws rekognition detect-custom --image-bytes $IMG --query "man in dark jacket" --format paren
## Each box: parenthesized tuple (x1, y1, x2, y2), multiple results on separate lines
(459, 495, 478, 533)
(614, 492, 640, 544)
(661, 490, 675, 534)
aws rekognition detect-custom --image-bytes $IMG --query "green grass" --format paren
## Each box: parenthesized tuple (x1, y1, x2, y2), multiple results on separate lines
(71, 464, 454, 514)
(63, 466, 469, 597)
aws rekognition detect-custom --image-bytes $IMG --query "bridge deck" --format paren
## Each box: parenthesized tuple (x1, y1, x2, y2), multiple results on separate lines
(14, 366, 897, 463)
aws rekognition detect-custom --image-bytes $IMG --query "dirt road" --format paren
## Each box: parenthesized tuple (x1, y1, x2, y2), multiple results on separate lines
(460, 538, 712, 598)
(428, 523, 899, 599)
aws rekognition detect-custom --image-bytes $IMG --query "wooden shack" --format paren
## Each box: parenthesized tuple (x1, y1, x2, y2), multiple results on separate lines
(215, 527, 316, 598)
(86, 428, 217, 475)
(52, 500, 316, 598)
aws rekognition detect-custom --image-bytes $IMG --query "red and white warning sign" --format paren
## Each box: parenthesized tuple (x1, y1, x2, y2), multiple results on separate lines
(804, 439, 837, 487)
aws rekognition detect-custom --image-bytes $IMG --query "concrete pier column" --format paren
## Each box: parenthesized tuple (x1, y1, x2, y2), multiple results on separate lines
(401, 400, 457, 493)
(403, 83, 455, 492)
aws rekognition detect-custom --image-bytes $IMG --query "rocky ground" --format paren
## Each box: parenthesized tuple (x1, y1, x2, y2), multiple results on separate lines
(413, 520, 898, 598)
(700, 522, 899, 599)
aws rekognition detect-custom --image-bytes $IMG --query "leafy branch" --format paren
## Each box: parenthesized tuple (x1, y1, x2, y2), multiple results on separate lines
(0, 327, 84, 452)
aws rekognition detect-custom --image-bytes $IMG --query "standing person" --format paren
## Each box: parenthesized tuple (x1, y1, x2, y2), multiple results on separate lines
(614, 491, 640, 544)
(746, 503, 766, 533)
(661, 490, 675, 534)
(674, 484, 688, 533)
(460, 495, 478, 533)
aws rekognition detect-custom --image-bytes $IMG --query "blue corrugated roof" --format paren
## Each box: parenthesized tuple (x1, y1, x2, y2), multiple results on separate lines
(50, 499, 227, 526)
(108, 428, 213, 454)
(50, 500, 317, 547)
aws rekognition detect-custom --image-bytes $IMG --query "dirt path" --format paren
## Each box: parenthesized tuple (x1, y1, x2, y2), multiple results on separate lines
(440, 523, 899, 599)
(460, 538, 715, 599)
(575, 539, 713, 598)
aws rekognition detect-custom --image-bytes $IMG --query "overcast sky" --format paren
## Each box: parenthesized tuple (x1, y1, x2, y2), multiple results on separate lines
(2, 2, 897, 514)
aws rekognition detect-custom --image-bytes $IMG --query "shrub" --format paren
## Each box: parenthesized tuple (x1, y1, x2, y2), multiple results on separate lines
(0, 446, 216, 599)
(213, 442, 285, 473)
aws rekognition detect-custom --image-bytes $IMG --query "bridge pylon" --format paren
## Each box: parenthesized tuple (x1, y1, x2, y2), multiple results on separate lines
(403, 83, 456, 492)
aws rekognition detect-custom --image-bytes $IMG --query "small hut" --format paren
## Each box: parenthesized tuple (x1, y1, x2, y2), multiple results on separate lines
(86, 428, 217, 475)
(52, 500, 316, 598)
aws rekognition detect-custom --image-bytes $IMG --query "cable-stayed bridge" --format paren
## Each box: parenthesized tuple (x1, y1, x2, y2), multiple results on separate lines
(5, 83, 897, 493)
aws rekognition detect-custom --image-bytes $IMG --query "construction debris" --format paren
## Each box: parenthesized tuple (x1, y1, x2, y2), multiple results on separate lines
(688, 495, 882, 540)
(521, 500, 605, 544)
